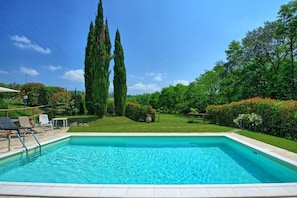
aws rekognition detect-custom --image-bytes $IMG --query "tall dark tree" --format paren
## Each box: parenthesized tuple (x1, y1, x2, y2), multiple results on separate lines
(113, 29, 127, 116)
(84, 0, 111, 117)
(84, 22, 95, 114)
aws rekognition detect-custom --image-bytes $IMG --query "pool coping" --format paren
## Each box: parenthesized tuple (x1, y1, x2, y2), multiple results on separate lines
(0, 132, 297, 197)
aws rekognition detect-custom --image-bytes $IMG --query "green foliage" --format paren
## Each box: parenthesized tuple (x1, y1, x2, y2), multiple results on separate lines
(50, 91, 71, 115)
(127, 93, 151, 105)
(65, 101, 79, 115)
(84, 0, 111, 117)
(206, 98, 297, 140)
(21, 83, 48, 106)
(45, 86, 66, 99)
(107, 99, 115, 115)
(49, 91, 85, 116)
(190, 108, 198, 114)
(159, 84, 187, 113)
(84, 22, 95, 114)
(149, 92, 160, 109)
(125, 102, 156, 122)
(50, 91, 71, 104)
(113, 29, 127, 116)
(70, 92, 85, 115)
(0, 99, 8, 109)
(233, 113, 263, 130)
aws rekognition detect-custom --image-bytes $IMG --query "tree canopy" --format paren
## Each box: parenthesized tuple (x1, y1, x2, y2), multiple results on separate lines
(130, 0, 297, 113)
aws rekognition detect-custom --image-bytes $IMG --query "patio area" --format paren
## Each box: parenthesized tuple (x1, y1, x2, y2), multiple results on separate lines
(0, 127, 68, 155)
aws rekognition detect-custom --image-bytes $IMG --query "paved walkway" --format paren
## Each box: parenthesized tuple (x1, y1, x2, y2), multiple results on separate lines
(0, 127, 68, 155)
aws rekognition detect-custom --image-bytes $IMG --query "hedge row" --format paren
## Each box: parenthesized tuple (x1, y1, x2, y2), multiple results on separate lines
(125, 102, 156, 122)
(206, 98, 297, 140)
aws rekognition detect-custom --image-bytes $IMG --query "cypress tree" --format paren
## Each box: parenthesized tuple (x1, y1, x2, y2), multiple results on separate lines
(93, 0, 105, 117)
(84, 0, 111, 117)
(84, 22, 95, 114)
(113, 29, 127, 116)
(105, 20, 112, 60)
(97, 19, 111, 116)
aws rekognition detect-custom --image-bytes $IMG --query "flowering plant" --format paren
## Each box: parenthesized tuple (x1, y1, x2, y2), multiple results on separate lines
(233, 113, 262, 129)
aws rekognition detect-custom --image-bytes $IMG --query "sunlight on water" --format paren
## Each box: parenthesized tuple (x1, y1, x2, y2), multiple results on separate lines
(0, 136, 296, 184)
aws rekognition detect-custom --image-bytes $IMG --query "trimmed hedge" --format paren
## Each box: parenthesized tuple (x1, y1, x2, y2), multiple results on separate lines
(125, 102, 156, 122)
(206, 98, 297, 140)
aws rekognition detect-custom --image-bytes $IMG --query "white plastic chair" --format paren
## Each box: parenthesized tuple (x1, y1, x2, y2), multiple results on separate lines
(39, 114, 53, 130)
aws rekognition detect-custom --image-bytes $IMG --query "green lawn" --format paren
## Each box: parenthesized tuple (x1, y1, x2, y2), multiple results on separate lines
(238, 130, 297, 153)
(68, 113, 233, 132)
(67, 113, 297, 153)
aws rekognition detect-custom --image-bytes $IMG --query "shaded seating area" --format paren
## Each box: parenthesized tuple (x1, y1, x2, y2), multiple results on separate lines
(0, 117, 24, 151)
(0, 117, 41, 152)
(19, 116, 44, 134)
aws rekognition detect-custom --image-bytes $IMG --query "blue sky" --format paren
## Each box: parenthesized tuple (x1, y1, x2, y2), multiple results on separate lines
(0, 0, 289, 95)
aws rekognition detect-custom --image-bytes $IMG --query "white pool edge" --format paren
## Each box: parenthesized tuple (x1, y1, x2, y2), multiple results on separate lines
(0, 132, 297, 197)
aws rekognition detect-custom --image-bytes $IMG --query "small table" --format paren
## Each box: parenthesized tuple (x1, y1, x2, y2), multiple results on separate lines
(52, 118, 68, 128)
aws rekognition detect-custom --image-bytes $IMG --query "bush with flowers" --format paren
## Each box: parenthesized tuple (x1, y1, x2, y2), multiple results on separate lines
(233, 113, 262, 130)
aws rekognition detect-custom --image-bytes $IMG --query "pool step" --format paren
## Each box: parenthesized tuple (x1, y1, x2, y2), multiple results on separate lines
(17, 130, 42, 161)
(21, 149, 42, 164)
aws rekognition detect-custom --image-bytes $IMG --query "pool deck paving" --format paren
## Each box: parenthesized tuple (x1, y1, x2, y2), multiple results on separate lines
(0, 130, 297, 198)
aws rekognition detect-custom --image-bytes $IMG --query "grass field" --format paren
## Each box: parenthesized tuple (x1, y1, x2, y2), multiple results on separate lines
(68, 113, 234, 133)
(238, 130, 297, 153)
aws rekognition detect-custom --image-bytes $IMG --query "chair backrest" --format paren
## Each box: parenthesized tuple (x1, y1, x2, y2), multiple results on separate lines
(39, 114, 49, 124)
(19, 116, 33, 128)
(0, 117, 19, 130)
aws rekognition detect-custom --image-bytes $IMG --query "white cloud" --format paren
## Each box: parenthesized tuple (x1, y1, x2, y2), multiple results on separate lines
(0, 69, 8, 74)
(129, 82, 161, 93)
(48, 65, 62, 71)
(10, 35, 51, 54)
(20, 66, 39, 76)
(145, 72, 167, 82)
(173, 79, 190, 86)
(61, 69, 84, 82)
(129, 74, 144, 81)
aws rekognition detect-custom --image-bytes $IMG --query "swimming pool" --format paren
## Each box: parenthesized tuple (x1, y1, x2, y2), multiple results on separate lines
(0, 135, 297, 185)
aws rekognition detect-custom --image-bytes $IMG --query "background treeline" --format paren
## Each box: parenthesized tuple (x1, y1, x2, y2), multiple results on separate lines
(0, 82, 85, 116)
(129, 0, 297, 113)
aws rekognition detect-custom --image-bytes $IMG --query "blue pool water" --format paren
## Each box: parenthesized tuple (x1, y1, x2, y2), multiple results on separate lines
(0, 136, 297, 184)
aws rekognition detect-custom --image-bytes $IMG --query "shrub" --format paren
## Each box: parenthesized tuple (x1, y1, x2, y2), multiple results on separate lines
(50, 91, 71, 115)
(0, 99, 8, 109)
(107, 99, 115, 115)
(206, 98, 297, 140)
(233, 113, 263, 130)
(21, 83, 48, 106)
(125, 102, 156, 122)
(70, 93, 85, 115)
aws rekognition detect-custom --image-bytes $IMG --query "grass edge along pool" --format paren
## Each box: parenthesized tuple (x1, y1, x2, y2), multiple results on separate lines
(0, 135, 297, 184)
